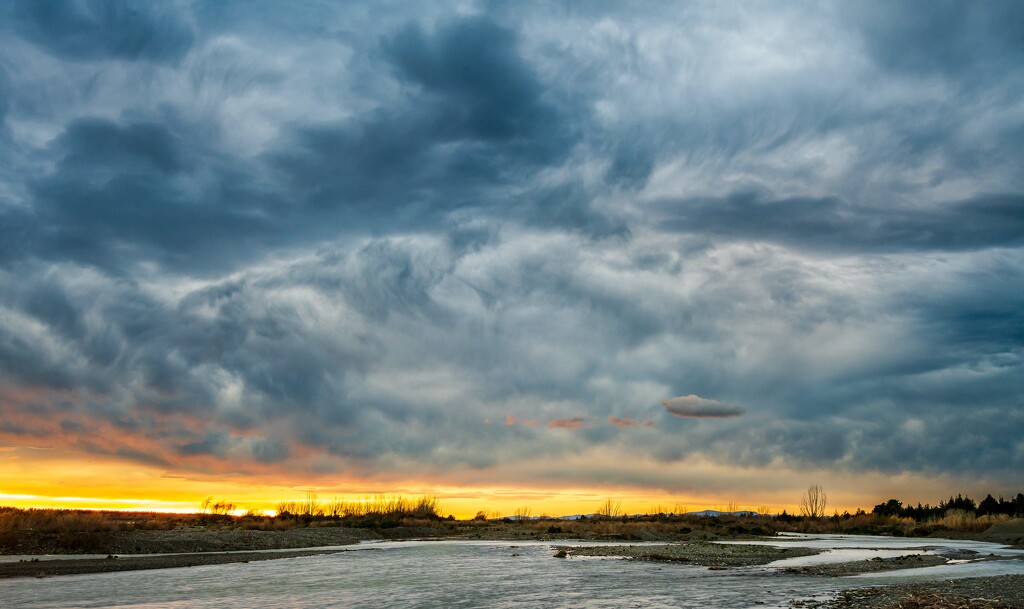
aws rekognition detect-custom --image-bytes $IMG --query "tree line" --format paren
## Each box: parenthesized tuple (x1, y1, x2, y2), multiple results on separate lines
(872, 492, 1024, 520)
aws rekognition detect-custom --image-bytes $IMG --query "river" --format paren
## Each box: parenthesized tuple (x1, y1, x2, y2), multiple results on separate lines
(2, 534, 1022, 608)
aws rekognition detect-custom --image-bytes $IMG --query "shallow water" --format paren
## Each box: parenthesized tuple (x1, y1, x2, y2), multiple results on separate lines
(725, 531, 1024, 554)
(766, 548, 929, 568)
(2, 535, 1022, 608)
(719, 531, 1024, 567)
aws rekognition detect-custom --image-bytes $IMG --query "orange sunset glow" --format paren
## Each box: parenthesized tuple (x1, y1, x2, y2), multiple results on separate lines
(0, 441, 1002, 520)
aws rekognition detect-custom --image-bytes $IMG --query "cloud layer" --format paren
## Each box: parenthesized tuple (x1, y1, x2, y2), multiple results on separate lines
(0, 1, 1021, 498)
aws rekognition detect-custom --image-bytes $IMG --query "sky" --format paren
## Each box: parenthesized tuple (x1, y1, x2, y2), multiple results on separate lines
(0, 0, 1022, 518)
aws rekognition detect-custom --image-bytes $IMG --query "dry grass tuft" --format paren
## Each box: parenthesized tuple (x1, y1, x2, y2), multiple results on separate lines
(931, 510, 1009, 533)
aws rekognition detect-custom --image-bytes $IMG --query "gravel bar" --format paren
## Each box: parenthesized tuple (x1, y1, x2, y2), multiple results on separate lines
(555, 541, 821, 567)
(819, 574, 1024, 609)
(0, 548, 353, 579)
(782, 554, 949, 576)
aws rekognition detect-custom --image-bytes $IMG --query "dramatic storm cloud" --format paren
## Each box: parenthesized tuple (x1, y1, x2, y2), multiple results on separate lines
(0, 0, 1022, 506)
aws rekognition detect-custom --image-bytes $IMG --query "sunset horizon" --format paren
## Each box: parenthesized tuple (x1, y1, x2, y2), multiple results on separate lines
(2, 448, 1018, 520)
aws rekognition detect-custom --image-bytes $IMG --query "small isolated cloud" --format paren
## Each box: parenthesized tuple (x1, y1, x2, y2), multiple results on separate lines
(661, 395, 745, 419)
(548, 417, 586, 429)
(608, 416, 653, 428)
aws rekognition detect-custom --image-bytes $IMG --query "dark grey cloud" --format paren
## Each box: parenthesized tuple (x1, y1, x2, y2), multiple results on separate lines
(902, 258, 1024, 354)
(383, 16, 558, 144)
(12, 0, 194, 64)
(57, 118, 187, 174)
(17, 117, 283, 273)
(270, 14, 590, 235)
(850, 0, 1024, 78)
(605, 135, 656, 190)
(0, 67, 9, 121)
(658, 192, 1024, 254)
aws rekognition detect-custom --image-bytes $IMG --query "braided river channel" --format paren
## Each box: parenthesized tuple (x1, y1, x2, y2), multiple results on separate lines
(3, 534, 1023, 608)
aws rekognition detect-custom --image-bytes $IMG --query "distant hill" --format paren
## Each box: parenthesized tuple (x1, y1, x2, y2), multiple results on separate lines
(544, 510, 764, 520)
(682, 510, 762, 517)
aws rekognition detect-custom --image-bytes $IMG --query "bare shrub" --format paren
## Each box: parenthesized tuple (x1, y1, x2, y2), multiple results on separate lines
(513, 506, 532, 522)
(800, 484, 828, 518)
(596, 498, 622, 519)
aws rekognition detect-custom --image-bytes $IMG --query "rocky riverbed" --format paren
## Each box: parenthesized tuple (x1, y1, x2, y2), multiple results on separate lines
(554, 541, 821, 567)
(781, 553, 949, 576)
(0, 525, 457, 555)
(815, 575, 1024, 609)
(0, 548, 353, 579)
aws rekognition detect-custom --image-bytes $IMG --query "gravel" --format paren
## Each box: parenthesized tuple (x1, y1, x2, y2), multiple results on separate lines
(554, 541, 821, 567)
(819, 575, 1024, 609)
(1, 525, 459, 555)
(782, 554, 949, 576)
(101, 527, 381, 554)
(0, 548, 354, 579)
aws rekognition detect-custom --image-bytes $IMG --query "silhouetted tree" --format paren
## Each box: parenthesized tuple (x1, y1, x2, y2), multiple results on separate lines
(940, 494, 977, 513)
(872, 499, 903, 517)
(978, 494, 1000, 516)
(799, 484, 828, 518)
(596, 498, 623, 518)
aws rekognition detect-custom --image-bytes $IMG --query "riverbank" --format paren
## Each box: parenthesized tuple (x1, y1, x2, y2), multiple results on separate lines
(0, 548, 354, 579)
(0, 520, 740, 556)
(0, 525, 452, 555)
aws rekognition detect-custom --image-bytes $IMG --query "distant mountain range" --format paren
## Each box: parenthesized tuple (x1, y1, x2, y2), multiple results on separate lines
(501, 509, 765, 521)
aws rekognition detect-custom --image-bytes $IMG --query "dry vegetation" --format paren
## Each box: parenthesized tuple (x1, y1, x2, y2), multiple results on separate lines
(274, 493, 443, 524)
(771, 509, 1018, 538)
(0, 507, 180, 534)
(0, 507, 181, 553)
(3, 490, 1023, 555)
(0, 504, 1014, 540)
